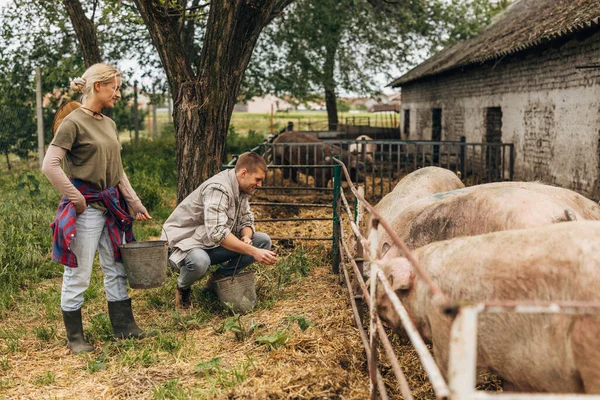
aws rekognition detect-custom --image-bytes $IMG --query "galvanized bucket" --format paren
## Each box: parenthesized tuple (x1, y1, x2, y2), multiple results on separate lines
(120, 226, 168, 289)
(214, 271, 257, 314)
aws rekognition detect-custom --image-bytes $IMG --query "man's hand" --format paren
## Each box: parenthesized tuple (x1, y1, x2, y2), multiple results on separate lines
(251, 248, 277, 265)
(241, 236, 253, 245)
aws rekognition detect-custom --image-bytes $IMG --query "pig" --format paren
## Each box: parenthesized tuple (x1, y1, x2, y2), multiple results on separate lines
(349, 135, 377, 165)
(376, 182, 600, 260)
(365, 167, 464, 241)
(377, 221, 600, 394)
(272, 131, 364, 187)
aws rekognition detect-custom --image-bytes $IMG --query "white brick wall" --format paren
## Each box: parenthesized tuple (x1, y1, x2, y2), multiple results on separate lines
(400, 29, 600, 199)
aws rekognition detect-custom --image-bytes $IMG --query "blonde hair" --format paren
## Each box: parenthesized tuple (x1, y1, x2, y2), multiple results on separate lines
(70, 63, 121, 103)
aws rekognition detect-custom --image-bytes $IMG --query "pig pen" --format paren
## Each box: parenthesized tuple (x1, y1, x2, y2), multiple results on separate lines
(333, 159, 600, 400)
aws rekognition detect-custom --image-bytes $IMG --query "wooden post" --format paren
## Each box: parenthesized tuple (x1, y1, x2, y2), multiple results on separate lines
(35, 67, 45, 167)
(270, 103, 274, 134)
(133, 81, 139, 143)
(152, 102, 158, 137)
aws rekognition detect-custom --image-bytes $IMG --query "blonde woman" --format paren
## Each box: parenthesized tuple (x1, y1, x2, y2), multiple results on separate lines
(42, 63, 153, 354)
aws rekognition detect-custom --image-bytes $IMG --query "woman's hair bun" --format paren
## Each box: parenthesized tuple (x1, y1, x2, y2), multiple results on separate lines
(70, 77, 86, 93)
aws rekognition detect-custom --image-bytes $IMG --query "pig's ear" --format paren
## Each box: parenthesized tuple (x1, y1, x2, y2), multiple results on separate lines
(382, 257, 414, 291)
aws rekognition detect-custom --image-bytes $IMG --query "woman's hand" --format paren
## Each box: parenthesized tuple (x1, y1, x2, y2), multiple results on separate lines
(132, 203, 152, 221)
(74, 194, 87, 214)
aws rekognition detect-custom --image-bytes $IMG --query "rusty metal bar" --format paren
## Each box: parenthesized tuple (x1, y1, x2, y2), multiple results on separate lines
(376, 267, 451, 399)
(258, 187, 334, 191)
(340, 235, 415, 400)
(339, 231, 390, 400)
(269, 236, 333, 241)
(250, 202, 331, 207)
(332, 158, 452, 310)
(254, 218, 332, 222)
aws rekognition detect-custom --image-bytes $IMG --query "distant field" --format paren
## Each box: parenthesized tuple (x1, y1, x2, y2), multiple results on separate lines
(117, 110, 398, 139)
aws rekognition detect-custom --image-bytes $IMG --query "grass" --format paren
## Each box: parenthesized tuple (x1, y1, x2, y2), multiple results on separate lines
(0, 129, 376, 398)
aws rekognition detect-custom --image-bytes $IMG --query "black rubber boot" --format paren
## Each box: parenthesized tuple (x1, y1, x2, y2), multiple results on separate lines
(107, 299, 154, 339)
(176, 286, 191, 309)
(62, 308, 94, 354)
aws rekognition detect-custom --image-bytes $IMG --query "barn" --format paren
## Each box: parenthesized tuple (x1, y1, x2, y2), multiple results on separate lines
(391, 0, 600, 200)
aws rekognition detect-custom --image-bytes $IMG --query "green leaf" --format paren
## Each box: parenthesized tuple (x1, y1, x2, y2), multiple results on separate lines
(255, 331, 289, 350)
(194, 357, 222, 374)
(285, 315, 315, 332)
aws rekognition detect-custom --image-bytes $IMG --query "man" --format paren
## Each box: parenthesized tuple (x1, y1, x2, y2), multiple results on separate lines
(161, 152, 277, 309)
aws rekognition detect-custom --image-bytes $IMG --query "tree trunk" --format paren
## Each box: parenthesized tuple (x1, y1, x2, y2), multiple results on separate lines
(325, 88, 338, 131)
(323, 42, 339, 131)
(5, 152, 11, 170)
(63, 0, 102, 67)
(134, 0, 294, 202)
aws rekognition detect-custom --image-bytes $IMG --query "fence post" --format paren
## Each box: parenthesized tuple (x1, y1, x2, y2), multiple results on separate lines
(152, 102, 158, 137)
(133, 81, 139, 143)
(332, 164, 342, 274)
(448, 305, 479, 400)
(459, 136, 466, 179)
(354, 186, 365, 278)
(35, 67, 45, 167)
(509, 143, 514, 181)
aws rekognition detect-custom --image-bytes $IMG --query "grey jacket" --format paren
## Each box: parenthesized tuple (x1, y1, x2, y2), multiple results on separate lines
(161, 169, 254, 263)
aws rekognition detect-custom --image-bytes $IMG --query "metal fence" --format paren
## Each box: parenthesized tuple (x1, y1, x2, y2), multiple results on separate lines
(244, 137, 514, 200)
(334, 159, 600, 400)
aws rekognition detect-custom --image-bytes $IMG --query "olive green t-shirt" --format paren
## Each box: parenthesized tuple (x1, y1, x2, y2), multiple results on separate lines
(51, 108, 124, 210)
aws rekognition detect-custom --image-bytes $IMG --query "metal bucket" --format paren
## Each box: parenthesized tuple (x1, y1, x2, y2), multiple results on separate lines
(120, 240, 168, 289)
(213, 271, 257, 314)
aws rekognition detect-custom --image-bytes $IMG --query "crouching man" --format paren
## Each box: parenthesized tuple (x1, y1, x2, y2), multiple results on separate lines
(161, 152, 277, 309)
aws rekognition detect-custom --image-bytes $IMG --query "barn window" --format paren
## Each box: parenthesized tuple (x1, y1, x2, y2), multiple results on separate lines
(403, 109, 410, 138)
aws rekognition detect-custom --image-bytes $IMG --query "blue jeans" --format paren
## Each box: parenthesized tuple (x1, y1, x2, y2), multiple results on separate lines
(177, 232, 271, 290)
(61, 206, 129, 311)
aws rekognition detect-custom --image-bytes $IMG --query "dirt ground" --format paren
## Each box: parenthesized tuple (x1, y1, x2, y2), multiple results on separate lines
(0, 178, 489, 400)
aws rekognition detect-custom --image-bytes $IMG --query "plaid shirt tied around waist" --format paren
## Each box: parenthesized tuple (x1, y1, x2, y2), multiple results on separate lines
(50, 178, 135, 268)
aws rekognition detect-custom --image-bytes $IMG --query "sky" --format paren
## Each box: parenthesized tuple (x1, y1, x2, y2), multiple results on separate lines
(0, 0, 403, 97)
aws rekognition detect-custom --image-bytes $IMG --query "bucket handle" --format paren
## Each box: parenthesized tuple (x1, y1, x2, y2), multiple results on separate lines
(122, 218, 170, 245)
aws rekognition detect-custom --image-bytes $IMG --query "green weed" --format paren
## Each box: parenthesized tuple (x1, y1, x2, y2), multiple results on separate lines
(33, 371, 56, 386)
(85, 312, 114, 343)
(255, 330, 289, 350)
(0, 326, 26, 353)
(155, 332, 183, 354)
(33, 325, 56, 342)
(152, 379, 189, 400)
(284, 315, 315, 332)
(215, 310, 259, 342)
(0, 357, 9, 371)
(194, 357, 222, 375)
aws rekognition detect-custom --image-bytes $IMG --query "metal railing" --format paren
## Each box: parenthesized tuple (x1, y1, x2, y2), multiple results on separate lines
(223, 163, 343, 273)
(236, 137, 514, 200)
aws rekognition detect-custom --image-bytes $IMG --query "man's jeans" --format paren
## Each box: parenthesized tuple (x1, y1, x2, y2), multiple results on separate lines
(176, 232, 272, 290)
(61, 206, 129, 311)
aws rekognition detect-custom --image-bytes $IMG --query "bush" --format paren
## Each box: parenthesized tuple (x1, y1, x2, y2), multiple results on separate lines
(0, 170, 62, 318)
(224, 126, 266, 162)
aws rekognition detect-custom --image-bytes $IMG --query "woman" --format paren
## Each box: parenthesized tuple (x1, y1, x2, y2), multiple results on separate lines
(43, 63, 152, 354)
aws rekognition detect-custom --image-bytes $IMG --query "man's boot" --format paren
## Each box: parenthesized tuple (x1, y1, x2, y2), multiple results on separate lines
(62, 308, 94, 354)
(176, 286, 191, 309)
(107, 298, 154, 339)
